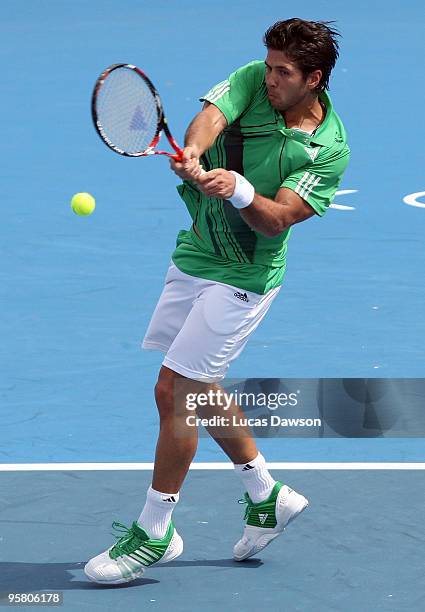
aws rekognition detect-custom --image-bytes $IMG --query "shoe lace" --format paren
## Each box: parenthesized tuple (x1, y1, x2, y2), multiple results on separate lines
(238, 495, 253, 521)
(110, 521, 148, 555)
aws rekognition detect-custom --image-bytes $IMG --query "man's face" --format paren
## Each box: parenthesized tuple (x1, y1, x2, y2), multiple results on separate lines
(265, 49, 316, 112)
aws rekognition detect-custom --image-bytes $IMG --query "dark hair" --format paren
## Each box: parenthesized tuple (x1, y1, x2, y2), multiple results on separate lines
(263, 18, 340, 92)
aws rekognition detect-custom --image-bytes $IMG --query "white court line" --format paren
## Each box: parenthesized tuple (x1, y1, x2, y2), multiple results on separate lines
(0, 462, 424, 471)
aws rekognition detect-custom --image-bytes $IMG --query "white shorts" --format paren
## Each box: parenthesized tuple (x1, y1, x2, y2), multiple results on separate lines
(142, 263, 280, 382)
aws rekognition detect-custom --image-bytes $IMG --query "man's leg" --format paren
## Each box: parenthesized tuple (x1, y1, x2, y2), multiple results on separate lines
(199, 383, 277, 501)
(135, 366, 200, 540)
(199, 382, 258, 464)
(84, 264, 201, 585)
(83, 366, 194, 585)
(194, 383, 308, 561)
(151, 366, 199, 492)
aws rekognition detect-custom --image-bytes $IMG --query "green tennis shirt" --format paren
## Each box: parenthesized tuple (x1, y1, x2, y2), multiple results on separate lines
(172, 60, 350, 294)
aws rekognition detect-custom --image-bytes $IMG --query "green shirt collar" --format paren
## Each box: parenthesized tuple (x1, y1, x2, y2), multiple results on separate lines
(277, 91, 335, 147)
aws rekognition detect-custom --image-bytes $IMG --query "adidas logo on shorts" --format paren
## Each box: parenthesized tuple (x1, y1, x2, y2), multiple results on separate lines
(234, 291, 249, 302)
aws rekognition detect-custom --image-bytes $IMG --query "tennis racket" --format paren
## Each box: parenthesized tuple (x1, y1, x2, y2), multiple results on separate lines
(91, 63, 184, 160)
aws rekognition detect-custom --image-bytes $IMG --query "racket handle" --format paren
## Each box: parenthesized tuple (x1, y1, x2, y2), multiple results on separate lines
(170, 152, 206, 177)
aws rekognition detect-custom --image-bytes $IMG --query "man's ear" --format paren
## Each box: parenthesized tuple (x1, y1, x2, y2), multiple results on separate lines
(307, 69, 322, 90)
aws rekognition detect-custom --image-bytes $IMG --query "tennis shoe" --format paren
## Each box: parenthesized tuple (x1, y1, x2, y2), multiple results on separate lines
(84, 520, 183, 584)
(233, 482, 308, 561)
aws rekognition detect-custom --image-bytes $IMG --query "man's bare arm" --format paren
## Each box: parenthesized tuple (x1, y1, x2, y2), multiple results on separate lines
(239, 188, 316, 236)
(170, 103, 227, 181)
(184, 102, 227, 155)
(197, 168, 316, 236)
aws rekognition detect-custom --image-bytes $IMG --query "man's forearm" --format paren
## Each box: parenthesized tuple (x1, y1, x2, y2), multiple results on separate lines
(184, 107, 227, 157)
(239, 193, 290, 237)
(196, 168, 316, 236)
(196, 168, 294, 236)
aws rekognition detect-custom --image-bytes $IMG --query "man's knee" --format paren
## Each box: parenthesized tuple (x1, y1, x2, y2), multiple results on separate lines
(154, 366, 208, 419)
(154, 366, 186, 418)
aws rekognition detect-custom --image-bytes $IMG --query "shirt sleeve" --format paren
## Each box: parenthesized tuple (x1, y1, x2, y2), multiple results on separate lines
(281, 146, 350, 216)
(200, 61, 265, 125)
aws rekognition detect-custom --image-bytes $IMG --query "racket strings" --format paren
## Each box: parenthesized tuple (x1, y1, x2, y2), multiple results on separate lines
(95, 68, 159, 154)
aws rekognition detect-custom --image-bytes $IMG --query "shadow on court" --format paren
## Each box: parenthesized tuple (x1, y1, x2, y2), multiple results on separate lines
(0, 561, 156, 590)
(0, 557, 263, 592)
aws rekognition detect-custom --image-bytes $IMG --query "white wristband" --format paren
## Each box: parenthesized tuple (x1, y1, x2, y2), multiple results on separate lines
(229, 171, 255, 209)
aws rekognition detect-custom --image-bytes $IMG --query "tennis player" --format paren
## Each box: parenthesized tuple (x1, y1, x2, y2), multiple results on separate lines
(85, 17, 350, 584)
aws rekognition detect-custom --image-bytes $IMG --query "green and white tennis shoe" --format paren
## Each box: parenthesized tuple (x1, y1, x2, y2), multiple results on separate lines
(84, 520, 183, 584)
(233, 482, 308, 561)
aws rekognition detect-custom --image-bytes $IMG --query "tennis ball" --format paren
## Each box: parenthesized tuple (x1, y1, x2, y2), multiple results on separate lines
(71, 192, 96, 216)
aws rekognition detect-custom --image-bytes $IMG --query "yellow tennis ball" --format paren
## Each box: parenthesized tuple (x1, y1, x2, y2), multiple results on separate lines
(71, 192, 96, 216)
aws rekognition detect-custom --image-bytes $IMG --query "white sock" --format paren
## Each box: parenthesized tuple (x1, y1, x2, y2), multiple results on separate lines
(234, 452, 276, 504)
(137, 486, 179, 539)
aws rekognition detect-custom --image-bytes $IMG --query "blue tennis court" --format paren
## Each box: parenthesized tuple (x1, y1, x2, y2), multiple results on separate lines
(1, 1, 425, 610)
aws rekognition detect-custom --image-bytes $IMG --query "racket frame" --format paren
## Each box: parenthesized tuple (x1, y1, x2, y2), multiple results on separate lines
(91, 63, 183, 160)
